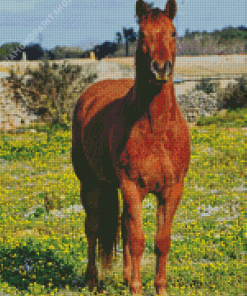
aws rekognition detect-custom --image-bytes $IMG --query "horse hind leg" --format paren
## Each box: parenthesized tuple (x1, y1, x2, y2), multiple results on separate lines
(82, 185, 100, 291)
(82, 182, 120, 290)
(98, 184, 120, 270)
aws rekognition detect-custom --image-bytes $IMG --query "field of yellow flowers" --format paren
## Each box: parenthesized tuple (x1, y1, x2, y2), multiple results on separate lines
(0, 109, 246, 296)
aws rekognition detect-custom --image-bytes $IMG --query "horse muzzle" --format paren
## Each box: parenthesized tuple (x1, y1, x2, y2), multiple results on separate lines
(151, 60, 173, 82)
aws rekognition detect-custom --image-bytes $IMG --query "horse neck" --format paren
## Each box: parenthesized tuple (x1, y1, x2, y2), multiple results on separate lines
(133, 69, 177, 130)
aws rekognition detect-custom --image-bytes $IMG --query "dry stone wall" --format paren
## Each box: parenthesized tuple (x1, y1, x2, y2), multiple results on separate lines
(0, 61, 224, 130)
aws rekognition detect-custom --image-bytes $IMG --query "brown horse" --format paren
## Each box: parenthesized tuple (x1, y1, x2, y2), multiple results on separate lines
(72, 0, 190, 294)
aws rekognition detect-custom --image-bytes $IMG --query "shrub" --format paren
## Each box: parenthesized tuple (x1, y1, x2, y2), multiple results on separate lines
(1, 60, 97, 127)
(0, 239, 76, 290)
(218, 75, 247, 109)
(195, 78, 220, 94)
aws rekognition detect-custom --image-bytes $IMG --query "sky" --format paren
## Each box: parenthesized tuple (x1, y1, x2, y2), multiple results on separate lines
(0, 0, 246, 50)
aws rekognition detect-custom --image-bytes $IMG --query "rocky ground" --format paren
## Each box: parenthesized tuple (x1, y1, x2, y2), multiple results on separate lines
(0, 60, 233, 131)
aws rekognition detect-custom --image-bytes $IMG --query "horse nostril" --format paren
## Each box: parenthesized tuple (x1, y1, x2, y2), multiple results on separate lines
(151, 60, 159, 73)
(166, 60, 172, 74)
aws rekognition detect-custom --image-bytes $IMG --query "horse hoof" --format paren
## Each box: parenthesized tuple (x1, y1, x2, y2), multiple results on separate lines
(123, 279, 128, 286)
(130, 281, 142, 295)
(156, 289, 169, 296)
(85, 267, 98, 291)
(123, 274, 131, 287)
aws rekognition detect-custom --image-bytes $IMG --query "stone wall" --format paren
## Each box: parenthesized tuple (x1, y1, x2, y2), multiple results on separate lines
(0, 62, 226, 131)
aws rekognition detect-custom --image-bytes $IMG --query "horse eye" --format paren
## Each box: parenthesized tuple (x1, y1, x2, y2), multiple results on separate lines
(172, 31, 176, 37)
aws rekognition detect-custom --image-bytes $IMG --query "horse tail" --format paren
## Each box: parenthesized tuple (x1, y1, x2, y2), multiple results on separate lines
(98, 184, 120, 269)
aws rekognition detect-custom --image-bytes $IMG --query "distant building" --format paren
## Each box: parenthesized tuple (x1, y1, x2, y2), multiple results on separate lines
(22, 52, 27, 61)
(90, 51, 95, 60)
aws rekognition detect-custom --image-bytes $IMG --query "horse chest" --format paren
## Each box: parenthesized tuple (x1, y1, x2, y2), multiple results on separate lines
(119, 121, 180, 191)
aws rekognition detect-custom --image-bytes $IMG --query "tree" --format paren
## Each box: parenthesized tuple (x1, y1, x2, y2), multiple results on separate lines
(0, 42, 23, 60)
(94, 41, 118, 59)
(116, 32, 122, 44)
(25, 43, 44, 60)
(185, 29, 190, 39)
(123, 28, 137, 57)
(50, 46, 67, 60)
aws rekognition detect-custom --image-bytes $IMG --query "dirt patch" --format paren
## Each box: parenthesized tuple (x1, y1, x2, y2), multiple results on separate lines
(175, 55, 247, 77)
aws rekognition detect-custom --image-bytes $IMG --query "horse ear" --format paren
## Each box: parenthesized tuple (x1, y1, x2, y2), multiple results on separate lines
(165, 0, 177, 20)
(136, 0, 149, 21)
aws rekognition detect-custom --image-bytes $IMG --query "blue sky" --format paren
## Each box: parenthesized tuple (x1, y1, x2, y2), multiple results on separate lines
(0, 0, 246, 50)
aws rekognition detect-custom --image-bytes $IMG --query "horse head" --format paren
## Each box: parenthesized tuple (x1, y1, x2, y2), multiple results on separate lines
(136, 0, 177, 83)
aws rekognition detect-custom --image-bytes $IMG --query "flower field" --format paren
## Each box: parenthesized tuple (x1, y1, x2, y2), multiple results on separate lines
(0, 109, 246, 296)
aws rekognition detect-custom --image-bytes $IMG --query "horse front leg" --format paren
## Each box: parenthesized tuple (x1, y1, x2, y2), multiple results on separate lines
(155, 180, 184, 295)
(121, 178, 145, 295)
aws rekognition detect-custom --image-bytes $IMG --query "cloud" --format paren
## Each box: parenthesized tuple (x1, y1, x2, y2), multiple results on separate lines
(0, 0, 38, 12)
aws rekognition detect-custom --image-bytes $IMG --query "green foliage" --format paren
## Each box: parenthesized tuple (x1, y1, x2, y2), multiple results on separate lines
(0, 42, 22, 60)
(0, 239, 76, 291)
(183, 26, 247, 41)
(195, 76, 247, 127)
(197, 108, 247, 127)
(219, 75, 247, 109)
(112, 25, 247, 57)
(220, 26, 247, 41)
(177, 26, 247, 56)
(50, 46, 67, 60)
(2, 60, 97, 127)
(33, 207, 45, 218)
(195, 78, 220, 94)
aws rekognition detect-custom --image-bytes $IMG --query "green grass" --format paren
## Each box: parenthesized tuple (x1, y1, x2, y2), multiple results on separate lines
(196, 108, 247, 127)
(0, 111, 246, 296)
